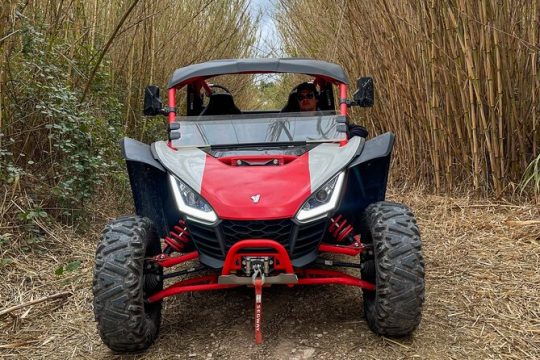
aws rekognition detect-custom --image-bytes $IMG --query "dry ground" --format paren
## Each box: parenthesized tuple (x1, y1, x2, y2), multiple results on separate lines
(1, 192, 539, 359)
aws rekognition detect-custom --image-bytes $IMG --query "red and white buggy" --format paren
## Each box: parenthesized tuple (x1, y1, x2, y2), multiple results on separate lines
(92, 58, 425, 352)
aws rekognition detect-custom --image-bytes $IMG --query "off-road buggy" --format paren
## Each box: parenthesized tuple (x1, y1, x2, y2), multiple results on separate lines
(92, 58, 425, 352)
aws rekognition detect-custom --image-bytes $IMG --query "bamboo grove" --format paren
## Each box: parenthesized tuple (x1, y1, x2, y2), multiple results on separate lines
(278, 0, 539, 196)
(1, 0, 258, 213)
(1, 0, 539, 218)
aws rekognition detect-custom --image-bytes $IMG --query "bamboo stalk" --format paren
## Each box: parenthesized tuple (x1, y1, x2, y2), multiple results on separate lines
(81, 0, 141, 102)
(461, 2, 481, 190)
(124, 27, 136, 132)
(493, 4, 505, 184)
(531, 1, 538, 157)
(428, 1, 441, 191)
(90, 0, 98, 52)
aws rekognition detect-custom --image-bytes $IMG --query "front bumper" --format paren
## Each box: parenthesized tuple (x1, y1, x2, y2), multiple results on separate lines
(186, 217, 329, 268)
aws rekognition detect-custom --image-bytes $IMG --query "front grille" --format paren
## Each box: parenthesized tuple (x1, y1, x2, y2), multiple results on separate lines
(221, 219, 293, 251)
(186, 221, 224, 259)
(293, 219, 328, 257)
(186, 218, 327, 263)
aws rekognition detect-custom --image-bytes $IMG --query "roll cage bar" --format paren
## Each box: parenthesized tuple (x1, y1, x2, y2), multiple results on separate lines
(164, 59, 353, 147)
(166, 78, 349, 124)
(167, 58, 349, 88)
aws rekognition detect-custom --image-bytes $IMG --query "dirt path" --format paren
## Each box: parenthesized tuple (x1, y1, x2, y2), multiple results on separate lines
(1, 193, 539, 359)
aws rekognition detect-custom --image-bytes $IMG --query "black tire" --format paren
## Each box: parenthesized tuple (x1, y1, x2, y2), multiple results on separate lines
(360, 201, 425, 336)
(93, 216, 163, 352)
(348, 123, 369, 138)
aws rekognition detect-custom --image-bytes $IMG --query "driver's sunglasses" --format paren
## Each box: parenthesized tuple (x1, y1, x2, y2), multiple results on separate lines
(297, 92, 315, 101)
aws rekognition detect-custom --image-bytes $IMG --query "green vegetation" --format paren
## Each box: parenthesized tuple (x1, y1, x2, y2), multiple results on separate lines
(1, 0, 258, 229)
(55, 260, 82, 276)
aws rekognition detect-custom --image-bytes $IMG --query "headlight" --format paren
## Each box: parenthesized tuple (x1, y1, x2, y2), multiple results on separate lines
(169, 175, 217, 223)
(295, 171, 345, 222)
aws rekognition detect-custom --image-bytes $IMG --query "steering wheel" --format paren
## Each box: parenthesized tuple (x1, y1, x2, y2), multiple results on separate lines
(201, 84, 233, 108)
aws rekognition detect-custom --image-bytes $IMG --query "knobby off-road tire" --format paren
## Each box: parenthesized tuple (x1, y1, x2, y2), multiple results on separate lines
(93, 216, 163, 352)
(361, 202, 425, 336)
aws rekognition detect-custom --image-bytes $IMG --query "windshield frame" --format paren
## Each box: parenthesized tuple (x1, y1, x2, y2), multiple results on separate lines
(166, 76, 349, 147)
(170, 111, 347, 148)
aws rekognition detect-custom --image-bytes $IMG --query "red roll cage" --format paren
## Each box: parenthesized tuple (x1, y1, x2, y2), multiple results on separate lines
(166, 75, 349, 147)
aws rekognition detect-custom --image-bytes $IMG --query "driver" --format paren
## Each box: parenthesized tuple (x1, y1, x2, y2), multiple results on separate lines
(295, 82, 319, 112)
(294, 81, 368, 138)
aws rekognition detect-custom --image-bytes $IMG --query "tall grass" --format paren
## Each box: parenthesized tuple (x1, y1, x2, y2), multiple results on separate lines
(277, 0, 539, 196)
(520, 154, 540, 199)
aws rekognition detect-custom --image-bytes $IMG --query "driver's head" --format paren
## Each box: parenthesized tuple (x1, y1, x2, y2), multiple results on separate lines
(296, 82, 318, 111)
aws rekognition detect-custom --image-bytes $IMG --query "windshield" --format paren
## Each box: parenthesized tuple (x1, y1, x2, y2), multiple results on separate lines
(171, 111, 346, 148)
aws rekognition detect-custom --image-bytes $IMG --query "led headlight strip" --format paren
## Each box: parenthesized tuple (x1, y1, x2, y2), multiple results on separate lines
(295, 171, 345, 222)
(169, 175, 217, 224)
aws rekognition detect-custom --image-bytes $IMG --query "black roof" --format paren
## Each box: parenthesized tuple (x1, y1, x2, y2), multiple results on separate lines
(167, 58, 349, 88)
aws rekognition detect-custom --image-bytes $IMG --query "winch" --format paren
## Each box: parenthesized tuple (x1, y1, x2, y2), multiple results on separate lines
(242, 256, 273, 277)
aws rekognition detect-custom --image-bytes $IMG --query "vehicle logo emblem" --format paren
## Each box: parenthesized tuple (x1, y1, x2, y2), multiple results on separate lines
(251, 194, 261, 204)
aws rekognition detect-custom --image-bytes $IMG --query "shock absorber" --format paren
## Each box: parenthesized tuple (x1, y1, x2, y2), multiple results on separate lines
(328, 214, 354, 243)
(164, 219, 190, 254)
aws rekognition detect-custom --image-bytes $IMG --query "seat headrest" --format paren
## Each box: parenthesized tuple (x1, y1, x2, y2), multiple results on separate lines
(201, 93, 241, 116)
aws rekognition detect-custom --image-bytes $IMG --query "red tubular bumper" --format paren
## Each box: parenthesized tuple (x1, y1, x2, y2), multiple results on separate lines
(222, 239, 294, 275)
(147, 239, 374, 303)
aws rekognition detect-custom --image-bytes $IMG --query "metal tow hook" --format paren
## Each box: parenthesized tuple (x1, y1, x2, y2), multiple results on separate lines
(252, 265, 265, 344)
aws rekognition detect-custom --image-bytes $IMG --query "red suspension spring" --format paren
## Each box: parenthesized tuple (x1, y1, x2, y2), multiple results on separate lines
(328, 215, 354, 242)
(164, 219, 191, 253)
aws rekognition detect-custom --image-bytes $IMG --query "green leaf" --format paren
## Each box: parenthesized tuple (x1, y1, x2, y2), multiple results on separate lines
(65, 260, 81, 272)
(17, 212, 28, 221)
(55, 266, 64, 275)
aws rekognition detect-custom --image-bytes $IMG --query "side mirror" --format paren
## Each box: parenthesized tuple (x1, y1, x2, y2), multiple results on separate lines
(352, 77, 374, 107)
(143, 85, 164, 116)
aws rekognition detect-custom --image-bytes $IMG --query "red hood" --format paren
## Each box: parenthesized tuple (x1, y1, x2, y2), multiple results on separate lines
(151, 137, 363, 221)
(200, 154, 311, 220)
